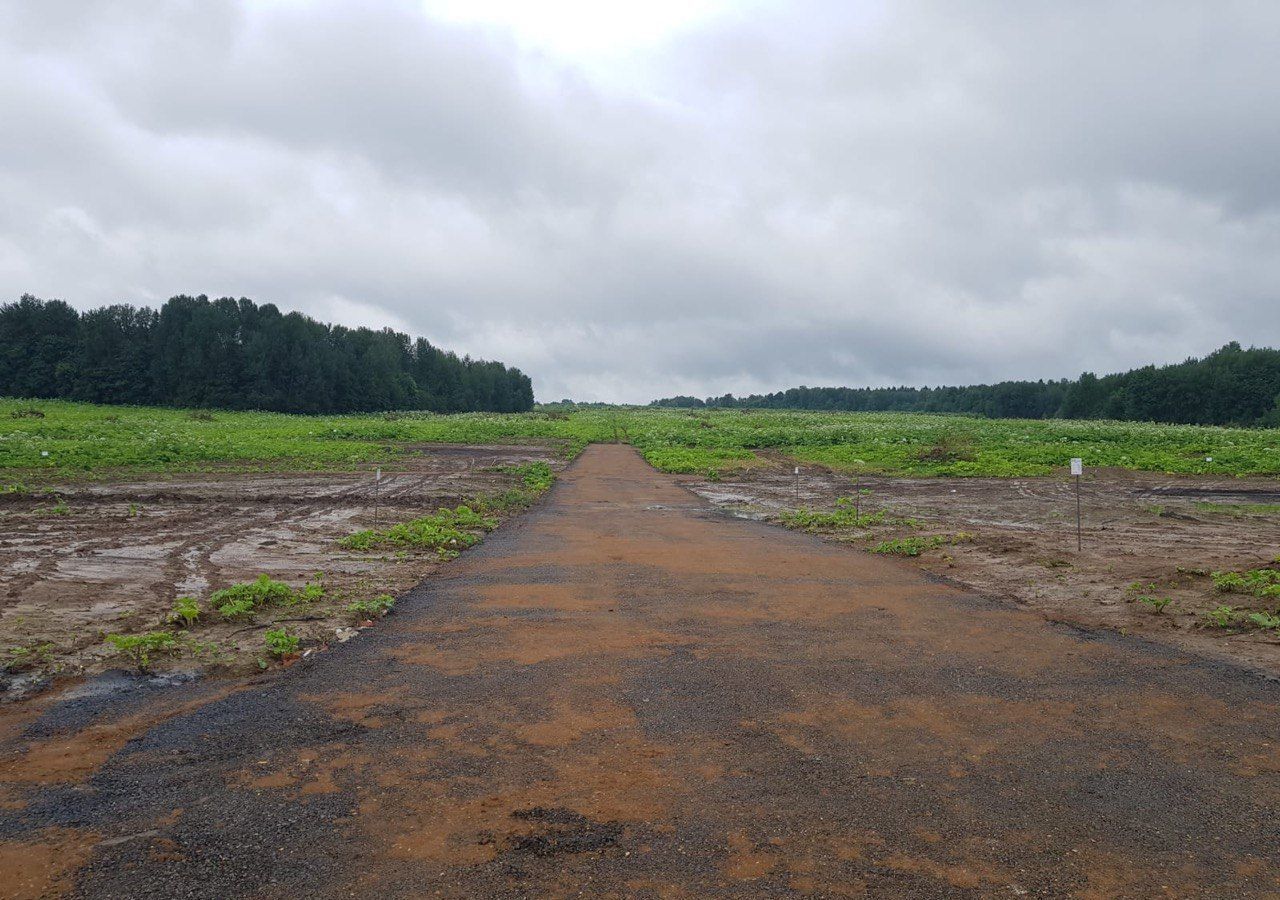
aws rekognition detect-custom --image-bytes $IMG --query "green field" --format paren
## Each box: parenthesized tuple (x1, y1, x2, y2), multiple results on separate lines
(3, 399, 1279, 481)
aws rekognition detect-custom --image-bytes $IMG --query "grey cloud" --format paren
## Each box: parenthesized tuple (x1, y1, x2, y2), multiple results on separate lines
(1, 0, 1279, 403)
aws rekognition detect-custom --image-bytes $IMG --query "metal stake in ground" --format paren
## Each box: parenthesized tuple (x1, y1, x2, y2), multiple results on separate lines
(1070, 457, 1083, 551)
(794, 466, 800, 504)
(374, 467, 381, 528)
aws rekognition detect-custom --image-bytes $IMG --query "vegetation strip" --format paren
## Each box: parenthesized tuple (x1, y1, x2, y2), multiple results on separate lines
(5, 401, 1279, 481)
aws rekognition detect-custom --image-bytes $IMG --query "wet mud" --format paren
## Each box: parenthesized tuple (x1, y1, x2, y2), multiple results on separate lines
(0, 444, 561, 688)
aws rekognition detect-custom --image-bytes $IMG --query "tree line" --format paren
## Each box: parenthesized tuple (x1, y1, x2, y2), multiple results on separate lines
(652, 343, 1280, 427)
(0, 294, 534, 414)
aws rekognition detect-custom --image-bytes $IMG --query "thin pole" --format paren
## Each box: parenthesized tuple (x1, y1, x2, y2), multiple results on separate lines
(1075, 473, 1081, 551)
(374, 469, 380, 528)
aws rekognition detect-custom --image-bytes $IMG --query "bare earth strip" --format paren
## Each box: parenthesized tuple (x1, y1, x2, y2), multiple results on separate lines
(1, 444, 1277, 897)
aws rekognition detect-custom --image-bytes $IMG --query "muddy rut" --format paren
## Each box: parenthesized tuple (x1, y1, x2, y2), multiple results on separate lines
(2, 445, 1278, 898)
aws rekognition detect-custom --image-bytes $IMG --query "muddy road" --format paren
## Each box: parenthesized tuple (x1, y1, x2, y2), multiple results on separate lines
(2, 445, 1278, 897)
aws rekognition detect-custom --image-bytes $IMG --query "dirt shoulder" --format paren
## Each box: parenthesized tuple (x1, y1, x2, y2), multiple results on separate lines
(0, 443, 566, 696)
(685, 452, 1280, 674)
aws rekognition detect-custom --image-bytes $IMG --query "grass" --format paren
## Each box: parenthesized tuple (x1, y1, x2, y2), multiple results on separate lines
(1193, 502, 1280, 517)
(5, 399, 1280, 481)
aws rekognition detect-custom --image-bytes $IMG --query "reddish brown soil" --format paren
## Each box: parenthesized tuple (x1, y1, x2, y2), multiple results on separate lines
(694, 454, 1280, 673)
(0, 445, 1275, 897)
(0, 444, 562, 689)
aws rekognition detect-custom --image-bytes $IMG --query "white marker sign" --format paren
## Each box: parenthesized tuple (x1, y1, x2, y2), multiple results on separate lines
(375, 468, 382, 482)
(794, 467, 800, 475)
(1070, 458, 1083, 477)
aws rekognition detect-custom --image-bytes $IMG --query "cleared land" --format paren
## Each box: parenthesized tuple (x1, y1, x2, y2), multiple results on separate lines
(696, 454, 1280, 673)
(1, 445, 1276, 897)
(3, 400, 1279, 684)
(0, 445, 563, 690)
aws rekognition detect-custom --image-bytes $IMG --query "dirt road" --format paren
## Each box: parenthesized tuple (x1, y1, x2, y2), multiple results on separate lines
(3, 445, 1278, 897)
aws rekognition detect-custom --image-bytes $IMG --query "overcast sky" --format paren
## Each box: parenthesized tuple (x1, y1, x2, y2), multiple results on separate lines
(2, 1, 1278, 402)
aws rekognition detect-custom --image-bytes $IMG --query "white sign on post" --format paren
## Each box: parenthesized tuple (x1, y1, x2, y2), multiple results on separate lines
(1070, 458, 1083, 477)
(375, 468, 382, 482)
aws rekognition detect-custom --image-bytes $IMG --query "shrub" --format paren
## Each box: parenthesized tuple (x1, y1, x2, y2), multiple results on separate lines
(106, 631, 179, 672)
(264, 628, 300, 658)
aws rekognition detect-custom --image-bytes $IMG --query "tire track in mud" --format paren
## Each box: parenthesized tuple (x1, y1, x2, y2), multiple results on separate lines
(0, 445, 1277, 898)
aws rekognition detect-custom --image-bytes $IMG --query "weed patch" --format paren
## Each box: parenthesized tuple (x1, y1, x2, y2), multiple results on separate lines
(1210, 568, 1280, 598)
(106, 631, 179, 672)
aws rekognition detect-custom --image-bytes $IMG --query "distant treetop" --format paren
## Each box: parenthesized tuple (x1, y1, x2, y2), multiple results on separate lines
(0, 294, 534, 414)
(650, 344, 1280, 427)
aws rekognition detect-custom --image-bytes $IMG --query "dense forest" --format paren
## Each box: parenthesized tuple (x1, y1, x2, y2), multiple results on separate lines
(652, 344, 1280, 427)
(0, 294, 533, 414)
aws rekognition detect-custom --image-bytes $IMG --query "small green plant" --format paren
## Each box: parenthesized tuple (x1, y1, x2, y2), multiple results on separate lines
(4, 643, 54, 673)
(782, 498, 886, 531)
(1210, 568, 1280, 598)
(1246, 612, 1280, 630)
(348, 594, 396, 619)
(871, 536, 935, 556)
(1203, 605, 1238, 629)
(128, 503, 140, 518)
(210, 574, 295, 618)
(341, 506, 495, 553)
(294, 573, 325, 603)
(1138, 595, 1174, 614)
(264, 628, 300, 658)
(217, 598, 255, 620)
(170, 596, 201, 627)
(106, 631, 179, 672)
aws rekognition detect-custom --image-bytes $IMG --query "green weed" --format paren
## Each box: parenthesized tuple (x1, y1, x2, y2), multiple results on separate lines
(210, 574, 296, 619)
(4, 642, 54, 672)
(341, 506, 495, 553)
(871, 536, 941, 556)
(1203, 605, 1238, 628)
(264, 628, 300, 658)
(1246, 612, 1280, 630)
(348, 594, 396, 619)
(1138, 595, 1174, 614)
(1210, 568, 1280, 598)
(170, 596, 201, 627)
(106, 631, 179, 672)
